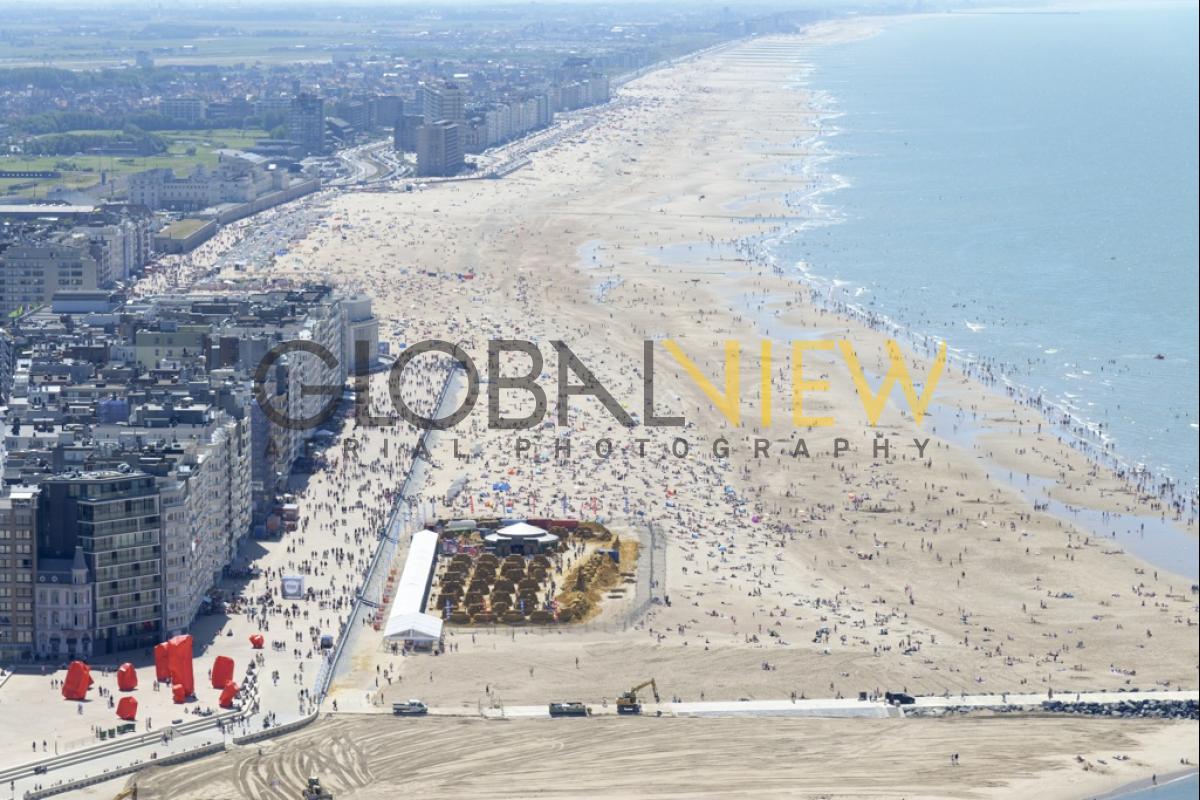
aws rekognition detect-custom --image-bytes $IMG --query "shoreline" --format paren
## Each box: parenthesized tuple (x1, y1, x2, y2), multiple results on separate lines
(1090, 768, 1199, 800)
(747, 14, 1197, 519)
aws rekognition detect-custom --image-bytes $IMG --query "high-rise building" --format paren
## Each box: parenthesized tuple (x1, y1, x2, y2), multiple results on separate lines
(372, 95, 403, 129)
(420, 82, 465, 124)
(394, 114, 424, 153)
(0, 486, 38, 661)
(37, 471, 163, 654)
(415, 120, 464, 178)
(288, 93, 327, 157)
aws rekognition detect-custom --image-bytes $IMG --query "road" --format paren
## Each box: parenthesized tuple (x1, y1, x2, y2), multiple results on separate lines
(397, 688, 1200, 721)
(330, 140, 407, 186)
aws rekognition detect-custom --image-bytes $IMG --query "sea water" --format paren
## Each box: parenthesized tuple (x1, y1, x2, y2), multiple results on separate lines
(782, 6, 1199, 492)
(1113, 773, 1200, 800)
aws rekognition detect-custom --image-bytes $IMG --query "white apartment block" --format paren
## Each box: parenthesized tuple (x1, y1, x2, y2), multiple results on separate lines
(0, 238, 100, 317)
(160, 415, 252, 635)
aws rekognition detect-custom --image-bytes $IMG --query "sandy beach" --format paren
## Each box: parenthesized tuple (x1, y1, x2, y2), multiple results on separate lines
(87, 18, 1200, 800)
(128, 714, 1197, 800)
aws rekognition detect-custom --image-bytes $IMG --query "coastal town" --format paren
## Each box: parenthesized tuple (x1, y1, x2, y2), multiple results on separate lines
(0, 4, 1197, 800)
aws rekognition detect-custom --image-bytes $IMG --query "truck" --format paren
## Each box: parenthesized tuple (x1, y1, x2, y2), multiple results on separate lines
(548, 702, 589, 717)
(392, 699, 428, 716)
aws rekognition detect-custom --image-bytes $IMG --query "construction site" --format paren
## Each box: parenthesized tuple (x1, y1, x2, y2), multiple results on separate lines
(370, 519, 642, 645)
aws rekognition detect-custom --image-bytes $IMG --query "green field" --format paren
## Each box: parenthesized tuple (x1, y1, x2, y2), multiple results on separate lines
(0, 128, 268, 199)
(161, 217, 210, 238)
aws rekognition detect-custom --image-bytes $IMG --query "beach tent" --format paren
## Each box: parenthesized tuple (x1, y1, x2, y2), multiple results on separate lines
(496, 521, 551, 539)
(153, 642, 170, 682)
(381, 529, 442, 645)
(219, 682, 240, 709)
(167, 634, 194, 696)
(116, 662, 137, 691)
(382, 611, 444, 643)
(62, 661, 91, 701)
(116, 696, 138, 721)
(211, 655, 234, 689)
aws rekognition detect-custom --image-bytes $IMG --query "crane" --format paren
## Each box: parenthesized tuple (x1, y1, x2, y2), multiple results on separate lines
(616, 678, 659, 714)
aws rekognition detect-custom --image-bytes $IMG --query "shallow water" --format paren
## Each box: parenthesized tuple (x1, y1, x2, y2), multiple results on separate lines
(780, 7, 1199, 491)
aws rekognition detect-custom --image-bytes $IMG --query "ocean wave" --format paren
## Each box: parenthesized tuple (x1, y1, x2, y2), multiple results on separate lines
(751, 56, 1196, 500)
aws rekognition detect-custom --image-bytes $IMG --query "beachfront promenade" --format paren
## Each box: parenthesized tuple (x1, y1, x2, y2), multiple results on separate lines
(0, 362, 458, 798)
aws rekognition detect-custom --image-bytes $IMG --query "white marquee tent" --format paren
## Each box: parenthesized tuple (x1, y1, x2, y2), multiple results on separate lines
(382, 529, 444, 643)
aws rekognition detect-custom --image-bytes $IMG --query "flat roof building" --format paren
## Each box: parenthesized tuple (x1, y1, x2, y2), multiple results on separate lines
(415, 120, 464, 178)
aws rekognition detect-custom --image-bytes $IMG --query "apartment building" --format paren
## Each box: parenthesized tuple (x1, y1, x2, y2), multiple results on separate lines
(288, 93, 327, 156)
(37, 470, 163, 655)
(33, 545, 91, 660)
(0, 486, 37, 661)
(158, 97, 207, 122)
(0, 238, 100, 317)
(415, 120, 464, 177)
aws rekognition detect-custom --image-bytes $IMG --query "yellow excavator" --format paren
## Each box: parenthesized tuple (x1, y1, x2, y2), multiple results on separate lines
(616, 679, 659, 714)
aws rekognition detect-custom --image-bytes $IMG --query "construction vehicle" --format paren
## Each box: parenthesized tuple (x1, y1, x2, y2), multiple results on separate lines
(616, 678, 659, 714)
(548, 701, 589, 717)
(301, 776, 334, 800)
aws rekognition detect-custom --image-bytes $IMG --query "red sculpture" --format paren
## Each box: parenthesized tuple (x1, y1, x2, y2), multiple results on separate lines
(116, 696, 138, 721)
(116, 662, 138, 692)
(153, 642, 170, 682)
(218, 681, 239, 709)
(167, 634, 194, 697)
(172, 683, 187, 704)
(61, 661, 91, 701)
(211, 655, 234, 689)
(249, 633, 265, 649)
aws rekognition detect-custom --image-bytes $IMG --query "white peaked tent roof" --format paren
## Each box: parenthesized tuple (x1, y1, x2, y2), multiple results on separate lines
(383, 529, 444, 642)
(384, 611, 443, 642)
(497, 522, 549, 538)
